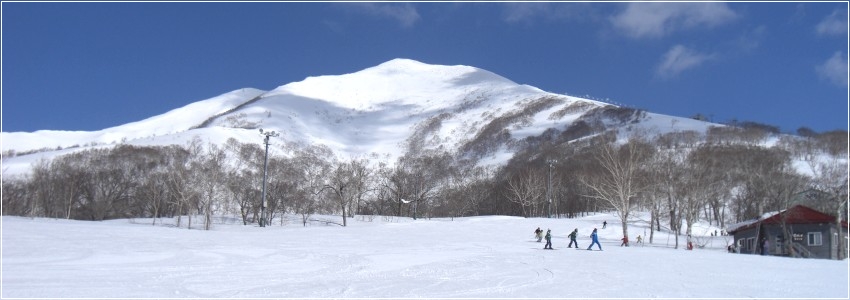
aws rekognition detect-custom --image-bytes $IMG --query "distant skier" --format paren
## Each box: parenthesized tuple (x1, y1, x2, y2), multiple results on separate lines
(602, 220, 607, 229)
(620, 235, 629, 247)
(544, 229, 553, 249)
(568, 228, 579, 248)
(635, 235, 643, 245)
(587, 228, 602, 251)
(534, 227, 543, 242)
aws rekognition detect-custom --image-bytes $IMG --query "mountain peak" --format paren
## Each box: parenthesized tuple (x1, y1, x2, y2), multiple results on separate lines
(373, 58, 435, 70)
(267, 59, 519, 110)
(365, 58, 503, 83)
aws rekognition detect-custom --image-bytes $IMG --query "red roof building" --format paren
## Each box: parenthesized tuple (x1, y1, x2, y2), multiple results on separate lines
(726, 205, 848, 260)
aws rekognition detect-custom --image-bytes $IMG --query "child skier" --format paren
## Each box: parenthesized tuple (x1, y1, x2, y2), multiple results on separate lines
(568, 228, 579, 248)
(587, 228, 602, 251)
(544, 229, 553, 249)
(620, 235, 629, 247)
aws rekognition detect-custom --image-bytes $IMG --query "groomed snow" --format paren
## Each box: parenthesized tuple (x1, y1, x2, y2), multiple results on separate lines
(2, 212, 847, 299)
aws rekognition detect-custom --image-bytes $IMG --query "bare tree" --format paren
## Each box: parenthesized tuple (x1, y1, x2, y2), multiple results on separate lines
(581, 136, 654, 242)
(284, 146, 332, 226)
(679, 157, 715, 238)
(441, 166, 495, 218)
(223, 139, 262, 225)
(771, 162, 810, 257)
(657, 148, 686, 247)
(137, 171, 168, 225)
(503, 167, 545, 218)
(804, 137, 849, 259)
(196, 143, 227, 230)
(405, 154, 448, 220)
(78, 149, 137, 221)
(225, 169, 259, 225)
(1, 177, 29, 216)
(167, 138, 202, 229)
(346, 157, 373, 218)
(323, 160, 357, 226)
(379, 159, 414, 218)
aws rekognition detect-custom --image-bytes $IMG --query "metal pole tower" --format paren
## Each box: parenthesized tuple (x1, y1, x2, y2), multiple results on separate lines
(260, 129, 279, 227)
(547, 159, 557, 218)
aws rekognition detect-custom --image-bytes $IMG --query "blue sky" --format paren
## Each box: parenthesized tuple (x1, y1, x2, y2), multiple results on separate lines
(2, 2, 848, 133)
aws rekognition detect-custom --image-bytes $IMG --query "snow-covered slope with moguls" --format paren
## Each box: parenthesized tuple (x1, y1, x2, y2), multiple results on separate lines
(1, 59, 718, 176)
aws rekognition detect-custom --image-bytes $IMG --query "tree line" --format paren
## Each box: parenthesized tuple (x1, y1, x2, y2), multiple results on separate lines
(2, 126, 847, 242)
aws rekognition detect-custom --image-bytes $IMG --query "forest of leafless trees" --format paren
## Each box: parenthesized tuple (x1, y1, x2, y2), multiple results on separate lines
(2, 124, 847, 239)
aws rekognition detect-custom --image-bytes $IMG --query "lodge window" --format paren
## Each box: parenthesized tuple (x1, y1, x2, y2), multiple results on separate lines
(807, 232, 823, 246)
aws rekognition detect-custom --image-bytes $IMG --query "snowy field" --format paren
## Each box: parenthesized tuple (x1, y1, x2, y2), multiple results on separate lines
(2, 213, 847, 299)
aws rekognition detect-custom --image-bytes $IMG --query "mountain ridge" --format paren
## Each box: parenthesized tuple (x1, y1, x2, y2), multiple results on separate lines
(1, 58, 718, 176)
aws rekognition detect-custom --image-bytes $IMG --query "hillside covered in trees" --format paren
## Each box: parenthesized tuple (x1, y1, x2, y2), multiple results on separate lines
(4, 123, 846, 242)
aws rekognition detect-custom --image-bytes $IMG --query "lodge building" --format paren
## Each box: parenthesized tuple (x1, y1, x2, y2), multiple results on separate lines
(726, 205, 848, 260)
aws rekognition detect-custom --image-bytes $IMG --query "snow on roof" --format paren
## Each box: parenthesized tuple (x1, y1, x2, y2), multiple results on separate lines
(725, 209, 786, 233)
(726, 205, 843, 234)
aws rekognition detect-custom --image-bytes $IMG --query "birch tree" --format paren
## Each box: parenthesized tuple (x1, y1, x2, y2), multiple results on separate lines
(804, 133, 849, 259)
(581, 137, 654, 242)
(504, 167, 545, 218)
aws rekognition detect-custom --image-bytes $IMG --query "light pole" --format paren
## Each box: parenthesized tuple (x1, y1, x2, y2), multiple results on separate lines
(547, 159, 557, 218)
(259, 129, 279, 227)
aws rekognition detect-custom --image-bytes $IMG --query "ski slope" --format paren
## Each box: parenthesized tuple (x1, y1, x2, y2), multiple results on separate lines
(2, 212, 847, 298)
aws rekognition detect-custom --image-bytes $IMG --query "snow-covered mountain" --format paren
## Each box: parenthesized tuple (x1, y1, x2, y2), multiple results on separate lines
(1, 59, 716, 175)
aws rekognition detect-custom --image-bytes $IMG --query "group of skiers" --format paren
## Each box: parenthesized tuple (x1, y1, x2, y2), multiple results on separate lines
(534, 227, 603, 250)
(534, 223, 646, 250)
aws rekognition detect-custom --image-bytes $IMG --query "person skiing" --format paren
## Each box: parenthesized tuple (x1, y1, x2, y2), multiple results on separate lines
(534, 227, 543, 242)
(587, 228, 602, 251)
(686, 234, 694, 250)
(544, 229, 553, 249)
(635, 235, 643, 245)
(568, 228, 579, 248)
(602, 220, 607, 229)
(620, 235, 629, 247)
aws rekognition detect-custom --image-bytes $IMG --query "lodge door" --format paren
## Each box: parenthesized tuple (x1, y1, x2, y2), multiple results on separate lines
(775, 235, 787, 255)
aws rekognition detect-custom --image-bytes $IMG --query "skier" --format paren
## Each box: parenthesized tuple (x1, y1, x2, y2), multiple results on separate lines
(635, 235, 643, 245)
(587, 228, 602, 251)
(620, 235, 629, 247)
(568, 228, 579, 248)
(534, 227, 543, 242)
(602, 220, 607, 229)
(544, 229, 553, 249)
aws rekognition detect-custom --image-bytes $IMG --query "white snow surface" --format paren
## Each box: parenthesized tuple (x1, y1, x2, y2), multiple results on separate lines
(2, 212, 847, 299)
